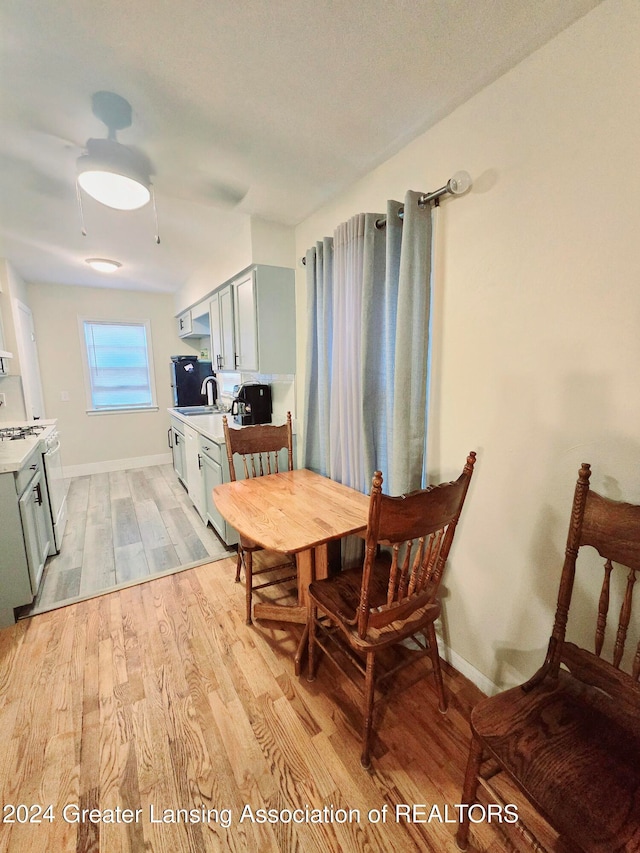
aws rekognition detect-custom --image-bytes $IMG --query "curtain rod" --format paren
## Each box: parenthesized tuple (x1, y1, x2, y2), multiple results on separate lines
(301, 170, 471, 264)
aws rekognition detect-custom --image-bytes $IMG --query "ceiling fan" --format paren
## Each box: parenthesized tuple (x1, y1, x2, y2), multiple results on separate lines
(76, 91, 153, 211)
(75, 91, 249, 213)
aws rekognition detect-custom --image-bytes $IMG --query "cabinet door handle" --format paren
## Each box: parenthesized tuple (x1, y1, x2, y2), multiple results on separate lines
(197, 454, 202, 470)
(234, 352, 239, 369)
(167, 427, 173, 449)
(179, 318, 184, 330)
(33, 483, 43, 505)
(175, 433, 180, 445)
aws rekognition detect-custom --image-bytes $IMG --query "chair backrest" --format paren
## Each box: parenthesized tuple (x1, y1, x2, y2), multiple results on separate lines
(548, 463, 640, 690)
(357, 452, 476, 638)
(223, 412, 294, 481)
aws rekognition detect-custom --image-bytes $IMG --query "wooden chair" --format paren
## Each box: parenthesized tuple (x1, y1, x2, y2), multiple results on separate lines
(306, 452, 477, 768)
(223, 412, 297, 625)
(456, 463, 640, 853)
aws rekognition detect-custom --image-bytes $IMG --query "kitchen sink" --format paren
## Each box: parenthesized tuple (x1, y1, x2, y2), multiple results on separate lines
(174, 406, 226, 416)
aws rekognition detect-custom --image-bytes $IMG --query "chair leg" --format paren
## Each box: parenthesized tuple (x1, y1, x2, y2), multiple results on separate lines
(307, 604, 318, 682)
(235, 546, 242, 583)
(455, 734, 484, 851)
(426, 622, 447, 714)
(361, 651, 376, 769)
(244, 550, 253, 625)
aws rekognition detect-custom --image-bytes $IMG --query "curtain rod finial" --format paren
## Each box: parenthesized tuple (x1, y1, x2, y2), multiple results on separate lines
(447, 170, 472, 196)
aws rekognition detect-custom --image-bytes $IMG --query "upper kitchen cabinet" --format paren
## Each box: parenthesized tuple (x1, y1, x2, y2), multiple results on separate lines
(209, 265, 295, 374)
(177, 309, 192, 337)
(177, 300, 211, 339)
(209, 284, 235, 371)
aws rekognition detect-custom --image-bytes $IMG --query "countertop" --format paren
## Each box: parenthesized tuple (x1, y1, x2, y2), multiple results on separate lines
(168, 409, 228, 441)
(168, 409, 293, 442)
(0, 420, 57, 474)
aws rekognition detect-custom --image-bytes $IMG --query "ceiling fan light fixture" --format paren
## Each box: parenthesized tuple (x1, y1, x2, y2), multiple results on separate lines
(86, 258, 122, 273)
(77, 138, 151, 210)
(78, 169, 150, 210)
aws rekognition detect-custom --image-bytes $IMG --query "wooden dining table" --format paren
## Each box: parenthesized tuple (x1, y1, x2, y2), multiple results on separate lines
(213, 468, 370, 674)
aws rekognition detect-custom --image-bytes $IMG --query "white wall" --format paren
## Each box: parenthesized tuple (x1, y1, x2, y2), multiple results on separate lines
(0, 260, 28, 421)
(175, 216, 296, 313)
(175, 215, 252, 311)
(27, 282, 185, 472)
(250, 218, 296, 269)
(294, 0, 640, 691)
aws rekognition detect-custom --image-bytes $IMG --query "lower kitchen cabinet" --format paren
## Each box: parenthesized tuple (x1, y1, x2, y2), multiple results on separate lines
(199, 436, 238, 547)
(184, 423, 206, 521)
(0, 445, 52, 626)
(19, 465, 51, 592)
(169, 414, 238, 547)
(169, 417, 186, 483)
(168, 412, 293, 549)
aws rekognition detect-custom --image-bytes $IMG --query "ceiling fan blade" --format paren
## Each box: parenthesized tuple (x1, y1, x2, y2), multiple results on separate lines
(158, 178, 249, 209)
(0, 151, 72, 200)
(202, 180, 249, 207)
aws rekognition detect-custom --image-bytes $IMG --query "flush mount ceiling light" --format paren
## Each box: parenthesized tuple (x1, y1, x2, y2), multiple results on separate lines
(77, 92, 151, 211)
(86, 258, 122, 273)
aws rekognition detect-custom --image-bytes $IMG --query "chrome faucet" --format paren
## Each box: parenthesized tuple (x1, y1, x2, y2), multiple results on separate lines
(200, 375, 218, 406)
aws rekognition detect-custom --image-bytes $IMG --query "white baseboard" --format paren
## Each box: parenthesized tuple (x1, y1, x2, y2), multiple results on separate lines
(63, 452, 173, 479)
(437, 636, 499, 697)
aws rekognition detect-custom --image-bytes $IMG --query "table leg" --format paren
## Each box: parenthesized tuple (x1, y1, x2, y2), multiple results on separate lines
(294, 548, 314, 676)
(293, 543, 329, 676)
(294, 622, 309, 678)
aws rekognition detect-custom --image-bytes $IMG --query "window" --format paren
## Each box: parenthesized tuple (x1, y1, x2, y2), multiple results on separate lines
(80, 319, 157, 413)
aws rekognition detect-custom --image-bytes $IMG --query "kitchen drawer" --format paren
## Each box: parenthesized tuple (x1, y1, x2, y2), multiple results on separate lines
(200, 438, 222, 464)
(15, 447, 41, 495)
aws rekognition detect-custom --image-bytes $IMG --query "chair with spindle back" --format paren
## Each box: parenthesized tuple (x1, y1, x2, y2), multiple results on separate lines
(306, 452, 477, 768)
(456, 463, 640, 853)
(223, 413, 297, 625)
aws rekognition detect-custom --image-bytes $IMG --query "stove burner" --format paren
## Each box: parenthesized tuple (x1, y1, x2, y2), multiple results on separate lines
(0, 424, 46, 441)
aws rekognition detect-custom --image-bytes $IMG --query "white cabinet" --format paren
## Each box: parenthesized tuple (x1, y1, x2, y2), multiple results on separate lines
(200, 437, 238, 546)
(184, 423, 206, 521)
(233, 271, 258, 371)
(0, 445, 52, 626)
(177, 303, 211, 339)
(18, 466, 51, 593)
(169, 417, 186, 483)
(177, 310, 193, 337)
(208, 265, 295, 374)
(210, 285, 235, 371)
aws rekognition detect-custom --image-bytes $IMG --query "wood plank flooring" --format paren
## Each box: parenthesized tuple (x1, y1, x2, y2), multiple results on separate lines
(0, 558, 559, 853)
(20, 464, 233, 617)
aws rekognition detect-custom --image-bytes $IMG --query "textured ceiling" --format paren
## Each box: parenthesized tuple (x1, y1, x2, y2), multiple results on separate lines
(0, 0, 601, 292)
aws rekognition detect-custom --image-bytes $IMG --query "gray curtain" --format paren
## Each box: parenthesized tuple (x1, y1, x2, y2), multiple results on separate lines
(303, 238, 333, 475)
(304, 190, 432, 496)
(391, 190, 432, 493)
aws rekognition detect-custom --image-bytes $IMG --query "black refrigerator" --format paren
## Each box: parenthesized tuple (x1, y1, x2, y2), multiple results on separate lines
(170, 356, 215, 406)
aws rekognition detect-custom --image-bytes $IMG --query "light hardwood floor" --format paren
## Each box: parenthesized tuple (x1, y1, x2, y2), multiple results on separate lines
(20, 464, 233, 617)
(0, 557, 558, 853)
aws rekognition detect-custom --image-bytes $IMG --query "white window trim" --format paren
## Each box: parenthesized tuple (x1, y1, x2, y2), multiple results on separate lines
(78, 316, 159, 415)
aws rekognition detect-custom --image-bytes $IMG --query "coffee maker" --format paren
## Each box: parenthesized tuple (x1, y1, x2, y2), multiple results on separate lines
(230, 383, 272, 425)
